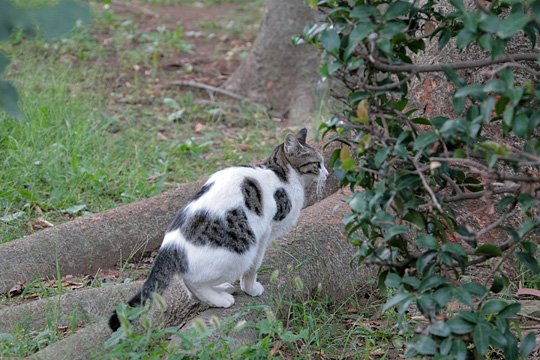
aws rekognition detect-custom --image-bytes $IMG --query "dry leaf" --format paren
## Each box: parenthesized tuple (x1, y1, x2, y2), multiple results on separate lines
(8, 281, 25, 297)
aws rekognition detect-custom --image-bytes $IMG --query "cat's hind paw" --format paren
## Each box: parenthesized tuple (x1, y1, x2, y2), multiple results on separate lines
(242, 281, 264, 297)
(209, 292, 235, 308)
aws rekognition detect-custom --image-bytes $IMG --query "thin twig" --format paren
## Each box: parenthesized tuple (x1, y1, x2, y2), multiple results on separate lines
(441, 173, 463, 194)
(442, 185, 521, 202)
(480, 62, 540, 78)
(364, 73, 415, 91)
(518, 314, 540, 322)
(412, 154, 444, 212)
(166, 80, 253, 103)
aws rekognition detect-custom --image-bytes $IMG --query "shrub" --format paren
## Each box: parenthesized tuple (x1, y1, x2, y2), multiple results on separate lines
(302, 0, 539, 357)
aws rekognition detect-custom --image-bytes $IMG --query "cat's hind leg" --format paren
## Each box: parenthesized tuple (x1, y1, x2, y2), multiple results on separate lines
(240, 236, 269, 297)
(213, 282, 235, 294)
(185, 282, 235, 308)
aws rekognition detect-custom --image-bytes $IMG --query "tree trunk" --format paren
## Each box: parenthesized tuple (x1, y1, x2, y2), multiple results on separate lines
(223, 0, 321, 125)
(27, 191, 375, 360)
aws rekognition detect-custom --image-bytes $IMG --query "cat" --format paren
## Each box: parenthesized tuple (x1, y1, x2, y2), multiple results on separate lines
(109, 128, 328, 331)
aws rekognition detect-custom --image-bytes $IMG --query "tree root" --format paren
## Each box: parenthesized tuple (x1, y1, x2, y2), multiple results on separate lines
(0, 282, 142, 333)
(23, 191, 375, 359)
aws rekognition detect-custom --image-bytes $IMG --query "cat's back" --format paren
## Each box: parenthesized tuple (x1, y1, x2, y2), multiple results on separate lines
(187, 165, 283, 217)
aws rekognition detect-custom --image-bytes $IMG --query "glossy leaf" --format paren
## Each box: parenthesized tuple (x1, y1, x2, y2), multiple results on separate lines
(474, 244, 502, 257)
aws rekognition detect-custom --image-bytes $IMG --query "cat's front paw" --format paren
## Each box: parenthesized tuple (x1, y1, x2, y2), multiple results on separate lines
(242, 281, 264, 297)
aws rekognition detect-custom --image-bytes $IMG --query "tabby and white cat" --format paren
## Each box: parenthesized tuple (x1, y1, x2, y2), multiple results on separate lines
(109, 128, 328, 331)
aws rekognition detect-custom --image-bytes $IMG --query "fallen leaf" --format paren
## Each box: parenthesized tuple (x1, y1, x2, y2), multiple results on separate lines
(8, 282, 25, 297)
(517, 288, 540, 299)
(0, 211, 25, 222)
(64, 204, 87, 216)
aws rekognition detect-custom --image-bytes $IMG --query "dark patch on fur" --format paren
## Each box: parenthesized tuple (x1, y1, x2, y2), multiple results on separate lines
(262, 145, 289, 182)
(298, 161, 321, 175)
(191, 182, 214, 201)
(181, 208, 256, 254)
(167, 183, 214, 231)
(273, 188, 291, 221)
(109, 246, 188, 331)
(241, 177, 263, 216)
(167, 209, 187, 232)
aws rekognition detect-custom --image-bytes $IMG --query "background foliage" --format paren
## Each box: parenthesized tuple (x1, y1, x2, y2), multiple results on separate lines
(302, 0, 539, 357)
(0, 0, 90, 118)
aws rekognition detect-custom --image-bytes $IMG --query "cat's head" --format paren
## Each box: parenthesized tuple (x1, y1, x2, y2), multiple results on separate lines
(283, 128, 329, 192)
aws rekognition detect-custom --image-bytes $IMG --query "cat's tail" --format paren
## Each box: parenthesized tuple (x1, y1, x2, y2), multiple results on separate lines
(108, 246, 188, 331)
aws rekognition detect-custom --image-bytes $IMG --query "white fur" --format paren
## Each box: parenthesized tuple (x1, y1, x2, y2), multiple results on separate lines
(161, 162, 327, 308)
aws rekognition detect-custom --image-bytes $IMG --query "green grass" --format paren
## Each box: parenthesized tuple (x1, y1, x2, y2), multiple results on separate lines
(0, 2, 278, 243)
(91, 291, 401, 359)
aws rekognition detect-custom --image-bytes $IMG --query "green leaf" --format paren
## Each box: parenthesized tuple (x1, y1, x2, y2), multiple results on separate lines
(484, 79, 506, 93)
(0, 79, 22, 119)
(448, 317, 474, 334)
(341, 157, 356, 171)
(479, 14, 500, 33)
(433, 286, 452, 307)
(415, 234, 438, 250)
(516, 252, 540, 273)
(448, 0, 466, 12)
(0, 52, 9, 74)
(345, 23, 376, 59)
(384, 1, 412, 20)
(430, 320, 451, 337)
(384, 272, 402, 288)
(29, 0, 91, 40)
(374, 146, 392, 168)
(451, 339, 467, 360)
(404, 210, 425, 230)
(519, 219, 539, 238)
(384, 225, 408, 241)
(462, 283, 488, 297)
(458, 311, 478, 323)
(321, 29, 341, 54)
(512, 112, 530, 138)
(456, 29, 475, 49)
(497, 12, 531, 39)
(482, 299, 507, 315)
(463, 12, 478, 32)
(455, 84, 484, 98)
(498, 302, 521, 318)
(474, 323, 490, 356)
(382, 292, 413, 312)
(440, 337, 452, 355)
(419, 275, 445, 292)
(65, 204, 87, 215)
(413, 132, 439, 150)
(474, 244, 502, 257)
(490, 276, 505, 293)
(442, 243, 467, 258)
(377, 39, 392, 55)
(411, 335, 437, 355)
(351, 4, 380, 22)
(438, 28, 451, 49)
(454, 286, 473, 307)
(520, 332, 537, 358)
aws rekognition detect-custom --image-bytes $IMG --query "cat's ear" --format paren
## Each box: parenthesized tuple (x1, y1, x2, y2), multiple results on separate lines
(296, 128, 307, 145)
(284, 134, 302, 155)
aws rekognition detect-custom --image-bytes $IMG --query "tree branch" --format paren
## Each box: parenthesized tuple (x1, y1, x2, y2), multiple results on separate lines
(368, 53, 539, 73)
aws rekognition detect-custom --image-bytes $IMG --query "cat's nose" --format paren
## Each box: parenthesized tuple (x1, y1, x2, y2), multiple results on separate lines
(321, 167, 329, 179)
